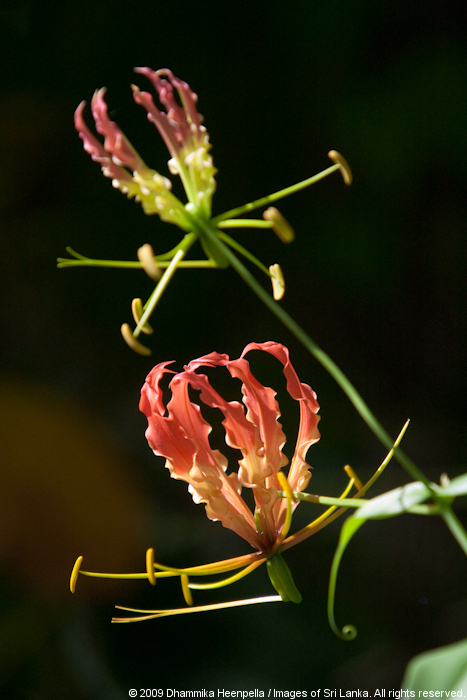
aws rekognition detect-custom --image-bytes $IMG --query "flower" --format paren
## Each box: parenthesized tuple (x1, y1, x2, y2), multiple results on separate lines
(63, 67, 351, 355)
(74, 68, 216, 226)
(70, 341, 404, 620)
(139, 341, 321, 554)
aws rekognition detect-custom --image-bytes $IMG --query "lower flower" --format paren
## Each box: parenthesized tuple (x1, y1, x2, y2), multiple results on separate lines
(70, 342, 404, 623)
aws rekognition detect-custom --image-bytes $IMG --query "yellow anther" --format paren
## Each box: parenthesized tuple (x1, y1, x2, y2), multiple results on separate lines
(263, 207, 295, 243)
(181, 574, 193, 606)
(70, 555, 83, 593)
(121, 323, 152, 356)
(327, 150, 353, 186)
(137, 243, 161, 280)
(131, 298, 154, 335)
(146, 548, 156, 586)
(269, 263, 285, 300)
(344, 465, 364, 491)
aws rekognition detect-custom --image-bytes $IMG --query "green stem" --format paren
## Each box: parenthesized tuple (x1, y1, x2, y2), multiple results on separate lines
(279, 491, 369, 508)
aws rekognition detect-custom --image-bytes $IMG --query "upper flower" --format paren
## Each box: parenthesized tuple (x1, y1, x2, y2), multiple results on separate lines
(74, 68, 217, 226)
(139, 341, 321, 553)
(66, 67, 351, 356)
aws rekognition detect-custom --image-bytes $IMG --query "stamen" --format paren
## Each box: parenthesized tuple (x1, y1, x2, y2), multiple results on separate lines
(121, 323, 152, 355)
(343, 465, 364, 491)
(296, 475, 356, 535)
(277, 472, 293, 542)
(152, 550, 263, 576)
(188, 560, 265, 590)
(111, 595, 282, 622)
(356, 419, 410, 497)
(327, 151, 353, 186)
(70, 555, 83, 593)
(146, 548, 156, 586)
(263, 207, 295, 243)
(217, 219, 273, 229)
(254, 507, 263, 535)
(269, 264, 285, 300)
(137, 244, 162, 280)
(131, 298, 154, 335)
(212, 163, 342, 224)
(181, 574, 193, 605)
(133, 245, 189, 337)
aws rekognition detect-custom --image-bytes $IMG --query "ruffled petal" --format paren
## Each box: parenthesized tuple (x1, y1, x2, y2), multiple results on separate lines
(91, 88, 149, 174)
(181, 356, 270, 486)
(74, 101, 136, 188)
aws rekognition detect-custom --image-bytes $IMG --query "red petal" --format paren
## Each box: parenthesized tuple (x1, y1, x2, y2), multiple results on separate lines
(74, 101, 133, 183)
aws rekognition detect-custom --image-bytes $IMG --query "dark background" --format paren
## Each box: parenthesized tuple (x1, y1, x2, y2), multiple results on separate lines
(1, 1, 467, 697)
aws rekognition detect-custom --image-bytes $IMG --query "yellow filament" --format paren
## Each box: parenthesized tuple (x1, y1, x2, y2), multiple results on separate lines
(146, 548, 156, 586)
(181, 574, 193, 605)
(301, 477, 355, 532)
(76, 550, 263, 585)
(70, 556, 83, 593)
(120, 323, 152, 356)
(277, 472, 294, 542)
(151, 551, 262, 576)
(327, 150, 353, 185)
(131, 298, 153, 335)
(254, 507, 263, 535)
(344, 465, 364, 491)
(188, 560, 265, 590)
(280, 420, 411, 552)
(358, 419, 410, 496)
(137, 243, 161, 280)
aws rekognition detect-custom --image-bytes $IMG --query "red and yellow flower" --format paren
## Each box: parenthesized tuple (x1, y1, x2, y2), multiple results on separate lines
(70, 342, 394, 622)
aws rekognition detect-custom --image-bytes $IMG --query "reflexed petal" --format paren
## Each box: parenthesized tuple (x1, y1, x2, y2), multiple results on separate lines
(91, 88, 149, 174)
(227, 355, 289, 482)
(133, 67, 205, 157)
(75, 101, 137, 191)
(241, 342, 320, 486)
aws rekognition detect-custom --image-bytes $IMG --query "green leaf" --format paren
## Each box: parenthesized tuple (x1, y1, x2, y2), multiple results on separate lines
(354, 481, 431, 520)
(438, 473, 467, 497)
(402, 637, 467, 692)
